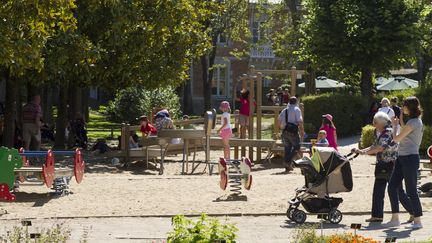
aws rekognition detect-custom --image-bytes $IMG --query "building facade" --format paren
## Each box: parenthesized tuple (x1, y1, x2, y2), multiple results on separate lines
(186, 5, 287, 114)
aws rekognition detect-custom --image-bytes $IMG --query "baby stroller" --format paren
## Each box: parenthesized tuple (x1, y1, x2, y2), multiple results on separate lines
(287, 147, 358, 224)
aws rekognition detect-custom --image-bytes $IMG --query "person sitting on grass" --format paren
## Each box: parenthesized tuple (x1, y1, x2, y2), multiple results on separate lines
(139, 115, 157, 138)
(316, 130, 329, 147)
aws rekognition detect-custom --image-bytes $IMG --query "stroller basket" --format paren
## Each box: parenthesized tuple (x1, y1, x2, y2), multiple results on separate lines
(301, 197, 343, 213)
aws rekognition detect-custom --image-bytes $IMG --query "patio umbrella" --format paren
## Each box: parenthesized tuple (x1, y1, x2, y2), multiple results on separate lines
(298, 76, 346, 88)
(375, 76, 388, 85)
(376, 76, 419, 91)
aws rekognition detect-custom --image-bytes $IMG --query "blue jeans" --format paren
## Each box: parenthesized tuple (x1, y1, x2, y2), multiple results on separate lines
(372, 178, 412, 218)
(388, 154, 423, 217)
(284, 132, 300, 167)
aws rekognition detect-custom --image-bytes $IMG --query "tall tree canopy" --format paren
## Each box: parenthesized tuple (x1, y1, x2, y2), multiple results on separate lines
(299, 0, 422, 96)
(76, 0, 212, 90)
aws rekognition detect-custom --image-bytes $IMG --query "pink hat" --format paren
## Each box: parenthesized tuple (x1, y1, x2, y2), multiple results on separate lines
(322, 114, 333, 121)
(219, 101, 230, 110)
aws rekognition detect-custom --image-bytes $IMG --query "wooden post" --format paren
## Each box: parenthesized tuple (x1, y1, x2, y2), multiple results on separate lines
(234, 110, 239, 159)
(248, 76, 254, 160)
(240, 75, 247, 157)
(290, 66, 297, 96)
(256, 72, 263, 163)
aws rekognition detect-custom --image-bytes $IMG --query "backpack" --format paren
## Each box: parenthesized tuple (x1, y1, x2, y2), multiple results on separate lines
(281, 109, 298, 145)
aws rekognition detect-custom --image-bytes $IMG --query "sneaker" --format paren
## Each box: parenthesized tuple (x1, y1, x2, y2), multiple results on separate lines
(406, 223, 423, 229)
(384, 220, 400, 228)
(365, 217, 383, 222)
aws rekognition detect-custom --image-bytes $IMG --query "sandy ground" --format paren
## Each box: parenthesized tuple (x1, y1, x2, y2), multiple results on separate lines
(0, 136, 431, 241)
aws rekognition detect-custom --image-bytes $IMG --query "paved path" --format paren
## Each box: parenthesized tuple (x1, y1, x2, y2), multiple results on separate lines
(1, 214, 431, 242)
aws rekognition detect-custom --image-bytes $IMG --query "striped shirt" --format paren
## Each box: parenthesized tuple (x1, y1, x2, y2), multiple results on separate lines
(22, 102, 42, 124)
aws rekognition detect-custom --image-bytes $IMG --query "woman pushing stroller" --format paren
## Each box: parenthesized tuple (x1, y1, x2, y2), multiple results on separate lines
(353, 112, 413, 223)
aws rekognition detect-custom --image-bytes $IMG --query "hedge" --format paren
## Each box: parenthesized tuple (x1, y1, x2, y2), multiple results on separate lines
(360, 125, 432, 153)
(302, 93, 368, 137)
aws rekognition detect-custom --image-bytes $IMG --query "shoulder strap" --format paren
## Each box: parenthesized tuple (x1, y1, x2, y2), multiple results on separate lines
(387, 109, 390, 114)
(285, 108, 288, 125)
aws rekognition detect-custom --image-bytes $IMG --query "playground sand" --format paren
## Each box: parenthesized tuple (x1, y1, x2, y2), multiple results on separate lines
(1, 143, 431, 221)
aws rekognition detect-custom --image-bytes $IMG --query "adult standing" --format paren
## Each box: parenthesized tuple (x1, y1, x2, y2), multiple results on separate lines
(378, 98, 395, 120)
(354, 112, 413, 223)
(22, 95, 42, 151)
(390, 97, 401, 120)
(278, 96, 304, 173)
(387, 97, 424, 229)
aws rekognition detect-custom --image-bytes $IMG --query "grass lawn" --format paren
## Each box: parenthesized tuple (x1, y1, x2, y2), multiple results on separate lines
(87, 111, 121, 141)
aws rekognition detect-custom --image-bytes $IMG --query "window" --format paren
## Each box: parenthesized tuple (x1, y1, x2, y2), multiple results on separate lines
(217, 33, 227, 44)
(252, 21, 267, 44)
(211, 67, 227, 96)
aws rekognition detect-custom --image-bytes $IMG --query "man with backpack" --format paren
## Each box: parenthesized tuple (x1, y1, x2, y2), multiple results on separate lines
(278, 96, 304, 173)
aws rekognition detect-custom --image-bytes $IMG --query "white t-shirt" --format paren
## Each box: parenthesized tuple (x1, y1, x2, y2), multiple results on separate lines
(378, 106, 395, 120)
(221, 112, 232, 129)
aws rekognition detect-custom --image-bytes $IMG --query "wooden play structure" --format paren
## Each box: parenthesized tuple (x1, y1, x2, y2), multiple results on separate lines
(114, 65, 309, 174)
(232, 66, 306, 162)
(0, 147, 85, 201)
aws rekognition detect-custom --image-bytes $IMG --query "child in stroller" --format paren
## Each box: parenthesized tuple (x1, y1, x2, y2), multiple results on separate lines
(286, 147, 358, 224)
(67, 114, 88, 149)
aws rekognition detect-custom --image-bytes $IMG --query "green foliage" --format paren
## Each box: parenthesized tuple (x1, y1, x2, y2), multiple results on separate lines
(302, 93, 368, 136)
(420, 126, 432, 152)
(416, 80, 432, 126)
(291, 224, 322, 243)
(360, 125, 375, 149)
(0, 224, 70, 243)
(0, 0, 77, 75)
(107, 86, 180, 124)
(76, 0, 212, 90)
(300, 0, 421, 73)
(167, 214, 238, 243)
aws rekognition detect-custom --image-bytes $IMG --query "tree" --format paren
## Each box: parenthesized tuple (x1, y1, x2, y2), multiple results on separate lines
(76, 0, 211, 90)
(199, 0, 249, 111)
(417, 4, 432, 83)
(299, 0, 422, 97)
(0, 0, 77, 147)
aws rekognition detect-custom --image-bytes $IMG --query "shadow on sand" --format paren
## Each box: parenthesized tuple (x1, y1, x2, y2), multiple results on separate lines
(213, 194, 248, 202)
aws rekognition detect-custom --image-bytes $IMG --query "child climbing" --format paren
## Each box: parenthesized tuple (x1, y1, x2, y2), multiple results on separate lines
(237, 88, 255, 138)
(217, 101, 232, 159)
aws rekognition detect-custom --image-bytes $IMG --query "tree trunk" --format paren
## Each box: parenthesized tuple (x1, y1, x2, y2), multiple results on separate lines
(54, 81, 68, 149)
(183, 78, 193, 114)
(304, 65, 316, 95)
(82, 87, 90, 121)
(360, 68, 373, 98)
(42, 84, 54, 125)
(69, 86, 83, 120)
(2, 68, 17, 147)
(201, 55, 211, 112)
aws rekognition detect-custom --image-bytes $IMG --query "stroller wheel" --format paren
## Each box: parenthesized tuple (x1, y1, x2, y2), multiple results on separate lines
(293, 210, 307, 224)
(286, 207, 296, 220)
(328, 209, 343, 224)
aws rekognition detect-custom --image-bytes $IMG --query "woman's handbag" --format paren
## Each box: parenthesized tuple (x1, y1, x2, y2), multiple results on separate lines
(374, 161, 394, 180)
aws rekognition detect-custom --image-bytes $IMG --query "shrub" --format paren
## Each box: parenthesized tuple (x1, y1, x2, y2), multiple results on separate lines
(167, 214, 238, 243)
(301, 93, 368, 137)
(106, 86, 180, 124)
(360, 125, 375, 148)
(1, 224, 70, 243)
